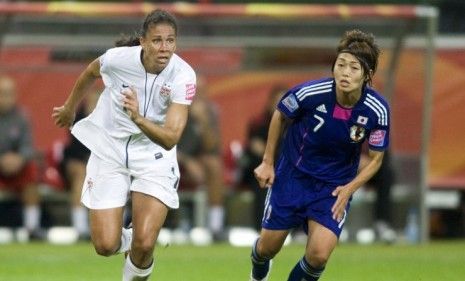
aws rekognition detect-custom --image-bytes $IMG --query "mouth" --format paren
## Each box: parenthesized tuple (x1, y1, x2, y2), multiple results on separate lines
(340, 79, 350, 87)
(157, 56, 169, 64)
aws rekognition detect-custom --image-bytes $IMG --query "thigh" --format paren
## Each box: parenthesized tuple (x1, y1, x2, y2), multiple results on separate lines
(304, 185, 349, 237)
(81, 153, 130, 209)
(257, 228, 289, 258)
(261, 171, 303, 230)
(131, 191, 169, 244)
(89, 207, 125, 245)
(131, 173, 180, 209)
(305, 220, 338, 262)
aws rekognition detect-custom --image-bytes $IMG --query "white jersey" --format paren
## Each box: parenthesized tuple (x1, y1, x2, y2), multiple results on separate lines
(72, 45, 196, 175)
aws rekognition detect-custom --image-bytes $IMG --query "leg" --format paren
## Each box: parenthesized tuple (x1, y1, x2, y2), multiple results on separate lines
(288, 220, 337, 281)
(202, 154, 225, 237)
(89, 207, 125, 256)
(123, 191, 168, 281)
(250, 228, 289, 281)
(21, 183, 41, 235)
(66, 159, 89, 237)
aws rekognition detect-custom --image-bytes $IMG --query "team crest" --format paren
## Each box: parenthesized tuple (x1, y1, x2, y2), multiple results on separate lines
(350, 125, 365, 142)
(160, 83, 172, 97)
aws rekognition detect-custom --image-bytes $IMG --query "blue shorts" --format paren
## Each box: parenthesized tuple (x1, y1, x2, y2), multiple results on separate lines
(261, 157, 350, 237)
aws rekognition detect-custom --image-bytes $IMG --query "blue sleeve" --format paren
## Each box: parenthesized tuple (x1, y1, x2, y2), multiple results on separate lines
(367, 99, 390, 151)
(277, 83, 318, 119)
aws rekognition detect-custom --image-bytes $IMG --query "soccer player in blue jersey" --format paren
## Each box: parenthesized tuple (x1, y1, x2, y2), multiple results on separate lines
(249, 29, 389, 281)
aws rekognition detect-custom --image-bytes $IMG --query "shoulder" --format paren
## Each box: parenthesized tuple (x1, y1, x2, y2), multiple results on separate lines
(104, 46, 139, 57)
(170, 54, 196, 81)
(361, 87, 390, 125)
(292, 77, 334, 102)
(101, 46, 139, 65)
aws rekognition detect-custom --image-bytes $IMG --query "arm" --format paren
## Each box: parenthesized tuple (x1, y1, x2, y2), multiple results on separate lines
(331, 149, 384, 221)
(122, 87, 188, 150)
(135, 103, 188, 150)
(52, 58, 101, 128)
(253, 109, 287, 188)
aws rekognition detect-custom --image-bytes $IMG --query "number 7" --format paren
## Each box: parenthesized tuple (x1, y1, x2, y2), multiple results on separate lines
(313, 114, 324, 132)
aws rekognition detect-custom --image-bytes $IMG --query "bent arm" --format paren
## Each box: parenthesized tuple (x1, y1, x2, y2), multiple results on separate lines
(53, 59, 101, 128)
(347, 149, 384, 194)
(64, 59, 101, 111)
(133, 103, 189, 150)
(254, 110, 287, 188)
(262, 110, 287, 166)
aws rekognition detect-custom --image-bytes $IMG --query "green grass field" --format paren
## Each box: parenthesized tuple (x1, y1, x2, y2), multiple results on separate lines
(1, 241, 465, 280)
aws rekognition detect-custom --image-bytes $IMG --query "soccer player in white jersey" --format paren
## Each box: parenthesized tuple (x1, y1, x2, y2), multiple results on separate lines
(249, 30, 389, 281)
(52, 9, 196, 281)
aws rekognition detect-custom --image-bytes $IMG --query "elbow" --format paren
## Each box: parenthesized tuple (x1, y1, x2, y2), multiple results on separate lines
(161, 142, 176, 151)
(159, 138, 178, 150)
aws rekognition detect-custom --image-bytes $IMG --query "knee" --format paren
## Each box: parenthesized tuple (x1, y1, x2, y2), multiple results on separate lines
(257, 240, 281, 259)
(306, 251, 329, 268)
(132, 236, 155, 256)
(93, 239, 119, 257)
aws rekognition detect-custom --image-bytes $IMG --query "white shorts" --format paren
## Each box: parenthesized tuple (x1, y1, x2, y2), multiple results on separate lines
(81, 152, 180, 210)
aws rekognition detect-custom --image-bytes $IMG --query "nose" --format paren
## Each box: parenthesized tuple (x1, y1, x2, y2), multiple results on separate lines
(159, 40, 169, 51)
(341, 66, 351, 76)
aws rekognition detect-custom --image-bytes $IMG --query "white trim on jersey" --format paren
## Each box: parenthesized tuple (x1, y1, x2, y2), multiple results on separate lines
(364, 94, 388, 126)
(296, 80, 333, 101)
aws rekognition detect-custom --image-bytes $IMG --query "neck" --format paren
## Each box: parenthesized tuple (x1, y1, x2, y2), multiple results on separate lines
(336, 89, 362, 108)
(141, 50, 161, 74)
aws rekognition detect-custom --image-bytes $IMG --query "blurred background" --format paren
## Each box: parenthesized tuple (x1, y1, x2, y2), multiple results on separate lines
(0, 0, 464, 247)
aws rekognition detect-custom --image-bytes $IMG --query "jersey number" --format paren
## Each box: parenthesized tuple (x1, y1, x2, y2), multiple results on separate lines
(313, 114, 324, 132)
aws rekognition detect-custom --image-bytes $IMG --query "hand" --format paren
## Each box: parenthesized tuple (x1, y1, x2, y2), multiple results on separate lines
(254, 162, 275, 188)
(121, 87, 141, 122)
(331, 185, 352, 222)
(52, 105, 75, 128)
(0, 153, 25, 176)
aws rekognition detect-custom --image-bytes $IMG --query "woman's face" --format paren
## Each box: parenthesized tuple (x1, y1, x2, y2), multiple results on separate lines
(140, 23, 176, 73)
(333, 52, 366, 94)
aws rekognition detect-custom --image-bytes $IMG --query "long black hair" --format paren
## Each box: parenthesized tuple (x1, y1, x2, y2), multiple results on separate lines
(115, 9, 178, 47)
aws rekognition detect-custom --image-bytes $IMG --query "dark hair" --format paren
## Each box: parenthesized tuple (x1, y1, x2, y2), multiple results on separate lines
(333, 29, 380, 85)
(115, 9, 178, 47)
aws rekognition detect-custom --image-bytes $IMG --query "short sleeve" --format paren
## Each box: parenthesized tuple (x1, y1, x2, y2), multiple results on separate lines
(277, 89, 301, 118)
(98, 49, 114, 87)
(171, 69, 197, 105)
(367, 98, 390, 151)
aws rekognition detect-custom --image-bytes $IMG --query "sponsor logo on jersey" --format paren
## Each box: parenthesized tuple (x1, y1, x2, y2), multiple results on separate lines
(185, 83, 196, 100)
(160, 83, 172, 97)
(282, 95, 299, 112)
(357, 115, 368, 125)
(316, 104, 327, 113)
(369, 129, 386, 147)
(350, 125, 365, 142)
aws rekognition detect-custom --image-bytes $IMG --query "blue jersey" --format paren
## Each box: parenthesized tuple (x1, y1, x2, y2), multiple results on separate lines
(277, 77, 390, 185)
